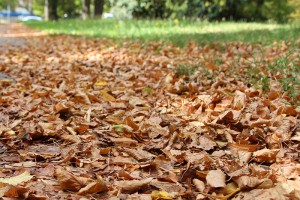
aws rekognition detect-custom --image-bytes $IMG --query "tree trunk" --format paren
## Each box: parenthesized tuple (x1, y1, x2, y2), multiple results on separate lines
(27, 0, 33, 14)
(82, 0, 91, 20)
(45, 0, 58, 21)
(255, 0, 265, 21)
(44, 0, 49, 21)
(49, 0, 58, 20)
(94, 0, 104, 18)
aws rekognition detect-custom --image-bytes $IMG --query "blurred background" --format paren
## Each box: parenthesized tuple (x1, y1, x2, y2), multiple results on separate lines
(0, 0, 300, 23)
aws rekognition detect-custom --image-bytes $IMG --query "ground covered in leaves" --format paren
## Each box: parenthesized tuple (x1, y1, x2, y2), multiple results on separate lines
(0, 23, 300, 199)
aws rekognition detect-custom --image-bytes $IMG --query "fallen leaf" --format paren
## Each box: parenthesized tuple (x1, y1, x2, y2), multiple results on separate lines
(150, 179, 185, 193)
(94, 80, 108, 86)
(100, 90, 116, 102)
(206, 169, 226, 188)
(110, 137, 138, 147)
(234, 176, 273, 189)
(115, 178, 153, 191)
(151, 190, 174, 200)
(0, 185, 30, 198)
(193, 179, 205, 192)
(233, 182, 297, 200)
(122, 147, 155, 162)
(55, 167, 90, 191)
(253, 148, 279, 163)
(232, 91, 247, 110)
(198, 135, 217, 150)
(0, 171, 33, 186)
(77, 175, 108, 195)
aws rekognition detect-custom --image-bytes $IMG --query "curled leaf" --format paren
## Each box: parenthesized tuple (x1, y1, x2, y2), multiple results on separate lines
(115, 178, 153, 191)
(0, 171, 33, 186)
(78, 175, 108, 195)
(55, 167, 90, 191)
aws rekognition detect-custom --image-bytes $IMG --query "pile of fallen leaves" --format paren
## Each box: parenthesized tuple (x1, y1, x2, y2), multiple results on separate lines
(0, 24, 299, 199)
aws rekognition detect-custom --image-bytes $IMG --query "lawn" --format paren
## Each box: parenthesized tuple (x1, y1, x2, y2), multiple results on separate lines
(25, 19, 300, 46)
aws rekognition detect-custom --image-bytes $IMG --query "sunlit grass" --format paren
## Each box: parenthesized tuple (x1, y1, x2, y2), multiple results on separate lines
(25, 19, 300, 46)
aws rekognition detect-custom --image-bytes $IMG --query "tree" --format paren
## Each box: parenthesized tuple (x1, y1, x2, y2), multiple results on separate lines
(133, 0, 167, 19)
(94, 0, 104, 18)
(289, 0, 300, 21)
(44, 0, 58, 21)
(58, 0, 81, 18)
(81, 0, 91, 19)
(44, 0, 49, 20)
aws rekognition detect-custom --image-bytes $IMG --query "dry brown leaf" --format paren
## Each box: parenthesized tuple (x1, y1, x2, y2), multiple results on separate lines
(232, 91, 247, 110)
(233, 176, 273, 189)
(1, 23, 300, 199)
(115, 178, 153, 191)
(279, 164, 300, 179)
(217, 110, 241, 123)
(0, 171, 33, 186)
(54, 101, 72, 113)
(150, 179, 185, 193)
(111, 156, 136, 165)
(35, 164, 55, 178)
(110, 137, 138, 147)
(253, 148, 279, 163)
(100, 90, 116, 102)
(229, 143, 262, 152)
(122, 147, 155, 162)
(38, 122, 57, 136)
(77, 175, 108, 195)
(193, 179, 205, 192)
(198, 135, 217, 150)
(127, 193, 152, 200)
(157, 171, 178, 183)
(56, 167, 90, 191)
(206, 169, 226, 188)
(233, 183, 296, 200)
(0, 185, 30, 198)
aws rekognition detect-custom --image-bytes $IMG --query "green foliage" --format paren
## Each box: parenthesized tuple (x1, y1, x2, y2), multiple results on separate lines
(165, 0, 187, 19)
(245, 66, 270, 91)
(112, 124, 123, 132)
(0, 0, 17, 10)
(267, 54, 300, 102)
(2, 0, 296, 23)
(133, 0, 167, 19)
(32, 0, 44, 17)
(131, 0, 294, 23)
(110, 0, 138, 19)
(245, 52, 300, 104)
(57, 0, 81, 18)
(289, 0, 300, 21)
(261, 0, 293, 23)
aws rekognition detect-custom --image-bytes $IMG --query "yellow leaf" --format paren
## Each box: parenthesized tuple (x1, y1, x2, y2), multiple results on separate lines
(0, 171, 33, 186)
(224, 182, 239, 195)
(94, 80, 107, 86)
(151, 190, 174, 200)
(99, 90, 116, 102)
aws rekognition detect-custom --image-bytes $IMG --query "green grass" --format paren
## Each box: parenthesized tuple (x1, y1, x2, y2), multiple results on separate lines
(25, 19, 300, 47)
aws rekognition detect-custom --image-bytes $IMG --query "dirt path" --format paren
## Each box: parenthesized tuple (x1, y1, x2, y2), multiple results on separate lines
(0, 23, 27, 47)
(0, 23, 45, 81)
(0, 23, 46, 48)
